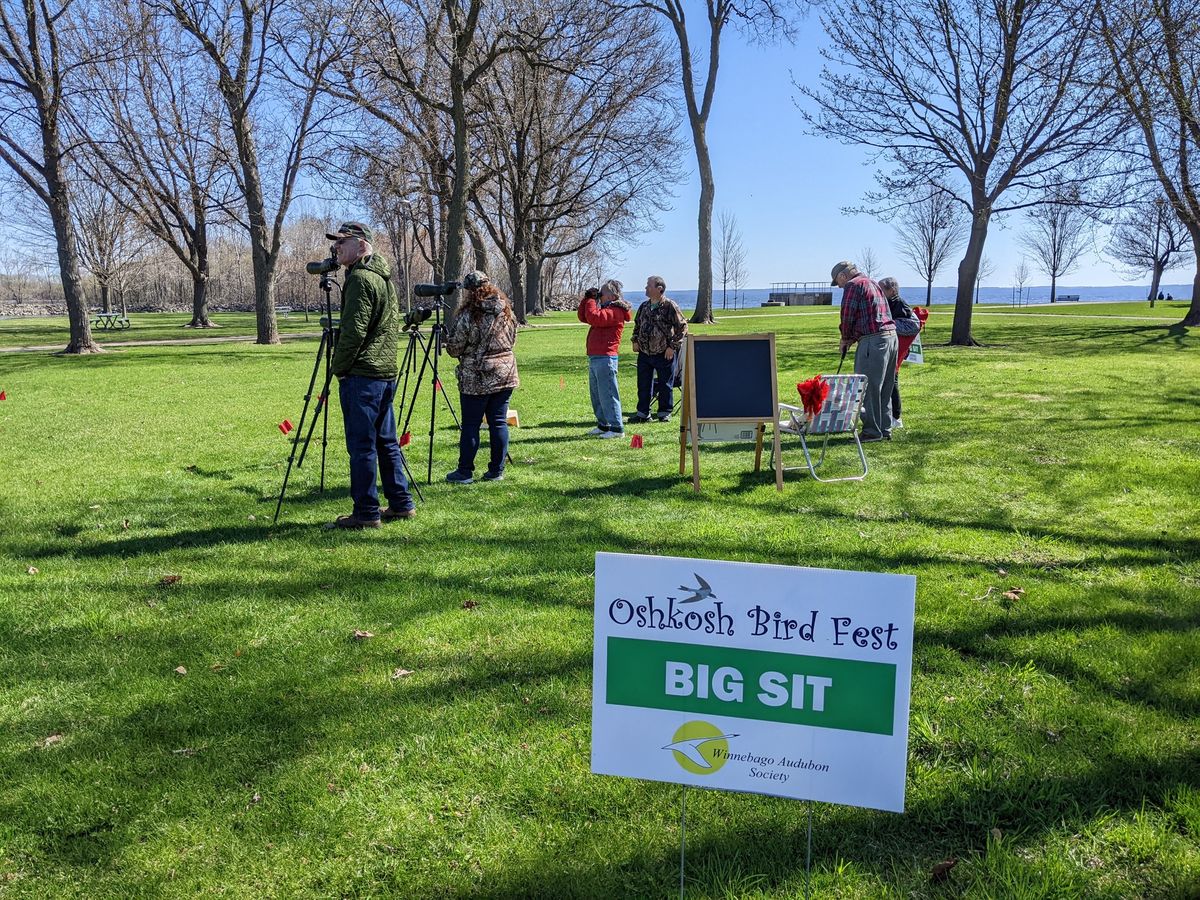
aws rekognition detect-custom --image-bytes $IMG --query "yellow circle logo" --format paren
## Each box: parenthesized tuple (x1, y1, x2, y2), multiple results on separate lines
(664, 720, 735, 775)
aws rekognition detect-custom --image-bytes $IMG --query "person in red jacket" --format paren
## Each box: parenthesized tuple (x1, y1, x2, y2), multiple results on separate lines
(577, 279, 632, 437)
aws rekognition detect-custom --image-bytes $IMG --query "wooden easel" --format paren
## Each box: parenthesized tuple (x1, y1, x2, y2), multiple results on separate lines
(677, 334, 783, 493)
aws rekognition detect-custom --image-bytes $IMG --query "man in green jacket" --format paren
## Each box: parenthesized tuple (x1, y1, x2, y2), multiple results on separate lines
(328, 222, 415, 528)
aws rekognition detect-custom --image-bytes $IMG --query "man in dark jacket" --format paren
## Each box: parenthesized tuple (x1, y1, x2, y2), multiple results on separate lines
(328, 221, 415, 528)
(630, 274, 688, 423)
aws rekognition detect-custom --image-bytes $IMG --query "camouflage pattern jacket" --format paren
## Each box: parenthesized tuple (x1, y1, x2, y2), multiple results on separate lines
(632, 297, 688, 356)
(446, 295, 520, 395)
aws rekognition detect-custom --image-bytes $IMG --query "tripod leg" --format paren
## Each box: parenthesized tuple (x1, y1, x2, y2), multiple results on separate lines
(319, 334, 332, 492)
(299, 350, 337, 470)
(274, 331, 328, 524)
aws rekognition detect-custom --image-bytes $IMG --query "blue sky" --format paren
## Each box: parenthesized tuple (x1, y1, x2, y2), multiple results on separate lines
(613, 15, 1175, 295)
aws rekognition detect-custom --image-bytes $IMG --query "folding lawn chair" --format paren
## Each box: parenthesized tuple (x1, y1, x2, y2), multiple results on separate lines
(774, 374, 869, 482)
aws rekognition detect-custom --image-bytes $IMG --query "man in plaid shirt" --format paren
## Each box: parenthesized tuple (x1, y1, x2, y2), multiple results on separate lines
(832, 260, 898, 441)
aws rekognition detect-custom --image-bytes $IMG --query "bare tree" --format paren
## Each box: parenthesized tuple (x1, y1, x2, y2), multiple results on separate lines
(626, 0, 798, 325)
(83, 4, 234, 328)
(470, 2, 679, 323)
(1098, 0, 1200, 325)
(166, 0, 346, 344)
(72, 179, 140, 314)
(975, 255, 994, 304)
(1108, 196, 1192, 304)
(1019, 196, 1091, 304)
(1013, 258, 1031, 305)
(0, 0, 101, 352)
(857, 246, 879, 279)
(893, 188, 966, 306)
(800, 0, 1125, 344)
(716, 209, 746, 310)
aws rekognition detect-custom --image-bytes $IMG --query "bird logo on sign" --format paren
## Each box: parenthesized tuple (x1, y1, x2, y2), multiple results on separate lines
(678, 573, 715, 604)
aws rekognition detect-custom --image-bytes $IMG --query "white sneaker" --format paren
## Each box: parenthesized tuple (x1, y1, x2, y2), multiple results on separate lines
(586, 427, 604, 435)
(892, 418, 903, 428)
(598, 430, 623, 439)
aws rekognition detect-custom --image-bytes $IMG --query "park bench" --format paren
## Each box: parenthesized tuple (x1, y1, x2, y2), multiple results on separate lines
(91, 312, 130, 331)
(1057, 294, 1080, 302)
(277, 306, 294, 317)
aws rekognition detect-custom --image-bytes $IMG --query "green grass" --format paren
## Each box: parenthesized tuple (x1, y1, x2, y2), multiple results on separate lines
(0, 312, 320, 349)
(0, 304, 1197, 898)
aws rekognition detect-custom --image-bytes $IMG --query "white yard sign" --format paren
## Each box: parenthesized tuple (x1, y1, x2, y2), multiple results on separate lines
(591, 553, 915, 813)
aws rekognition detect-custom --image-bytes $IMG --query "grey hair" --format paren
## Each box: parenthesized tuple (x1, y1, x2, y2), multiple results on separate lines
(878, 276, 898, 292)
(600, 278, 624, 302)
(648, 274, 666, 291)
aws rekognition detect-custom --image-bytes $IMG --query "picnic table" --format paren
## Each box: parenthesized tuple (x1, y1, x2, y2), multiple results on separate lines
(91, 312, 130, 331)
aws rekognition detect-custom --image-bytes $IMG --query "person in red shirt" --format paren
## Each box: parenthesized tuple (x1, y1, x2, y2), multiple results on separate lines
(577, 279, 632, 437)
(832, 260, 898, 441)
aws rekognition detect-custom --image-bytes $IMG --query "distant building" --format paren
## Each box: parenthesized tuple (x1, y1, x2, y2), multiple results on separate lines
(765, 282, 833, 307)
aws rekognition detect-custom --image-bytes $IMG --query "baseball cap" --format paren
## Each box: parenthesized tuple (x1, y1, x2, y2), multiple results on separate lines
(830, 260, 856, 286)
(326, 221, 375, 243)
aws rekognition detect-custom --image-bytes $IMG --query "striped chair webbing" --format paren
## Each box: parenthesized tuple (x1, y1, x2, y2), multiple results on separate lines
(803, 375, 866, 435)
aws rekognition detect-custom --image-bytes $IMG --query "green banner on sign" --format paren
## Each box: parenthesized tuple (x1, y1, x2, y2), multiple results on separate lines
(606, 636, 896, 735)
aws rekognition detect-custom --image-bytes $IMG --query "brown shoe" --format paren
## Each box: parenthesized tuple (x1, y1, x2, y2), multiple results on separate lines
(330, 514, 381, 529)
(381, 506, 416, 521)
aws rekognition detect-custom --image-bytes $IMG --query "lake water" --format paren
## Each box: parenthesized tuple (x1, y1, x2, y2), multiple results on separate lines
(663, 284, 1191, 310)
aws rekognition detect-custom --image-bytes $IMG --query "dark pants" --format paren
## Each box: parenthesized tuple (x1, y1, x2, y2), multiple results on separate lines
(636, 352, 674, 416)
(890, 380, 902, 419)
(457, 389, 512, 477)
(339, 375, 413, 519)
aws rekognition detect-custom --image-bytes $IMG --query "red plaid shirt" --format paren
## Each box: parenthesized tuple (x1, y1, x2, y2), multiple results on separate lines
(839, 274, 896, 344)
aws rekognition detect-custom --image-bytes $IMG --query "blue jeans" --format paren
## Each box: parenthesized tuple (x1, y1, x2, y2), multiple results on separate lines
(636, 352, 674, 416)
(338, 375, 414, 519)
(587, 355, 623, 432)
(457, 389, 512, 477)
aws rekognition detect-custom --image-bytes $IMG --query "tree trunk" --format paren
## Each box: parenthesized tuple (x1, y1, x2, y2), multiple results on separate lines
(1149, 261, 1164, 304)
(951, 206, 989, 345)
(100, 281, 111, 314)
(45, 164, 100, 354)
(443, 64, 469, 329)
(1050, 274, 1057, 304)
(1185, 232, 1200, 326)
(690, 116, 715, 325)
(507, 257, 527, 325)
(187, 271, 212, 327)
(229, 108, 278, 345)
(525, 256, 542, 316)
(926, 278, 933, 307)
(466, 217, 488, 272)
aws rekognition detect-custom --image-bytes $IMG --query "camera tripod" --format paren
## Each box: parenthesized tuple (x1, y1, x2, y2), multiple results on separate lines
(273, 273, 422, 524)
(395, 301, 463, 484)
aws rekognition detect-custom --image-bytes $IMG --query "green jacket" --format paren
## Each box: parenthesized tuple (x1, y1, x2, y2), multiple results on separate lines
(331, 254, 399, 380)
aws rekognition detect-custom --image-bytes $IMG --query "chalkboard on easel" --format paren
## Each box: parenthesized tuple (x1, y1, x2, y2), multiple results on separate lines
(678, 334, 782, 492)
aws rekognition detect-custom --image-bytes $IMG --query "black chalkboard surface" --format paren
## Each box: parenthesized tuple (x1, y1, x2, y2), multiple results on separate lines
(678, 333, 783, 492)
(692, 338, 775, 420)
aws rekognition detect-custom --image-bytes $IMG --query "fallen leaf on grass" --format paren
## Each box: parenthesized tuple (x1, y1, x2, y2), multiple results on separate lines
(172, 747, 199, 757)
(159, 574, 183, 586)
(39, 733, 63, 749)
(461, 600, 480, 610)
(327, 782, 342, 794)
(122, 520, 130, 530)
(1001, 587, 1026, 601)
(391, 668, 414, 680)
(26, 566, 39, 575)
(352, 630, 374, 641)
(88, 504, 101, 510)
(174, 666, 188, 676)
(997, 567, 1008, 576)
(210, 663, 225, 671)
(991, 827, 1003, 842)
(248, 514, 257, 521)
(930, 858, 958, 881)
(250, 792, 262, 805)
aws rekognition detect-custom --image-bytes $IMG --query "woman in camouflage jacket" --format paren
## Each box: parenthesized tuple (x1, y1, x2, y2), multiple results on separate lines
(445, 271, 519, 483)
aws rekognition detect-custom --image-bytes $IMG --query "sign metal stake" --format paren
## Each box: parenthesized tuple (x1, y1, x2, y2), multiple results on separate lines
(679, 785, 688, 899)
(805, 800, 813, 899)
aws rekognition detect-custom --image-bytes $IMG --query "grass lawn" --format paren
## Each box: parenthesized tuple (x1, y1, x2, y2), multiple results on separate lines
(0, 303, 1197, 898)
(0, 312, 320, 350)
